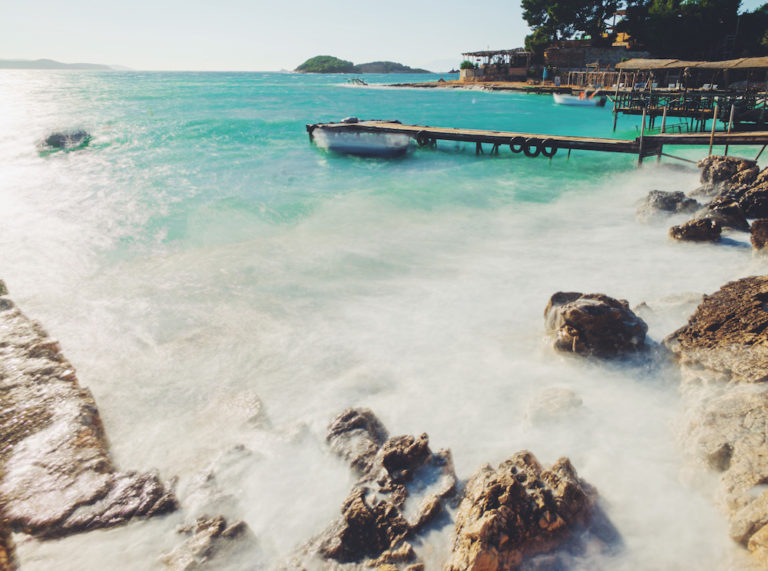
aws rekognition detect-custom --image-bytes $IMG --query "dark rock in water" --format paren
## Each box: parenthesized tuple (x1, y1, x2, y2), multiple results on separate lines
(665, 276, 768, 385)
(295, 408, 456, 568)
(43, 130, 91, 150)
(327, 408, 389, 477)
(699, 198, 750, 232)
(160, 515, 251, 570)
(445, 451, 613, 570)
(751, 219, 768, 249)
(740, 181, 768, 219)
(669, 218, 721, 242)
(0, 281, 177, 538)
(0, 509, 16, 571)
(698, 155, 759, 188)
(544, 292, 648, 358)
(682, 385, 768, 565)
(636, 190, 700, 221)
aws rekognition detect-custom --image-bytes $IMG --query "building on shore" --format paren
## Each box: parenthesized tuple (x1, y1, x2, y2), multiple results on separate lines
(459, 49, 531, 82)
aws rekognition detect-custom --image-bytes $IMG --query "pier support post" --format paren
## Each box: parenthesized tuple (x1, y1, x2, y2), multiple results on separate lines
(708, 104, 719, 156)
(475, 142, 483, 155)
(724, 104, 735, 156)
(638, 106, 647, 166)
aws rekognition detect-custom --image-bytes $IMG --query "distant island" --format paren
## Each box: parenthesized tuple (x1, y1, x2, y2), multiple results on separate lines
(0, 59, 118, 70)
(295, 55, 431, 74)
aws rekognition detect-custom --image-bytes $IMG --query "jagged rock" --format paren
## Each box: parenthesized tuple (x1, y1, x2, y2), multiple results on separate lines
(43, 130, 90, 150)
(0, 508, 16, 571)
(295, 409, 456, 568)
(682, 385, 768, 561)
(544, 292, 648, 358)
(752, 219, 768, 249)
(699, 198, 750, 231)
(636, 190, 700, 221)
(698, 155, 759, 189)
(445, 451, 601, 570)
(669, 218, 721, 242)
(327, 408, 389, 476)
(160, 515, 249, 570)
(0, 282, 177, 538)
(665, 276, 768, 385)
(740, 181, 768, 219)
(524, 388, 583, 426)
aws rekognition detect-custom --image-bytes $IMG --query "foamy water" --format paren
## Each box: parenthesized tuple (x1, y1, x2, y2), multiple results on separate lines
(1, 70, 765, 569)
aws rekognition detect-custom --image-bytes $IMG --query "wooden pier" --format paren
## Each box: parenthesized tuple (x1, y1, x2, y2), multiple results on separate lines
(306, 120, 768, 164)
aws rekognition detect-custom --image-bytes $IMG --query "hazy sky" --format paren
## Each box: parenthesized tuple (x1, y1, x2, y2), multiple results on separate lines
(2, 0, 766, 71)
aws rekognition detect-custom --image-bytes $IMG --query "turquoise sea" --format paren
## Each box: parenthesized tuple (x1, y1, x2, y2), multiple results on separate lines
(1, 71, 766, 569)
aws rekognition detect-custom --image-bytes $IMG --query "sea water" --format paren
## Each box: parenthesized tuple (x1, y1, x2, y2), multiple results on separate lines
(1, 71, 766, 569)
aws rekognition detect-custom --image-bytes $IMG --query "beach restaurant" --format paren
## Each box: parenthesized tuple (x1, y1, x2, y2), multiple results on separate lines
(615, 57, 768, 91)
(459, 49, 532, 82)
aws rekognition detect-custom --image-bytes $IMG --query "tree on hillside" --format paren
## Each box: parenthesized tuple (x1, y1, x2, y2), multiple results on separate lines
(522, 0, 620, 60)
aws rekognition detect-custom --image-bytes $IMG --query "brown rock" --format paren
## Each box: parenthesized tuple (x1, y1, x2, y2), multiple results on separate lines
(0, 509, 16, 571)
(665, 276, 768, 385)
(445, 451, 598, 571)
(0, 284, 177, 538)
(700, 198, 750, 231)
(161, 515, 251, 570)
(636, 190, 700, 221)
(669, 218, 722, 242)
(296, 410, 457, 568)
(752, 219, 768, 249)
(544, 292, 648, 358)
(739, 181, 768, 219)
(698, 155, 759, 188)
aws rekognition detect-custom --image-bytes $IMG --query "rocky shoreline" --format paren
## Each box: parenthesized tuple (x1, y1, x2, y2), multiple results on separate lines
(2, 155, 768, 568)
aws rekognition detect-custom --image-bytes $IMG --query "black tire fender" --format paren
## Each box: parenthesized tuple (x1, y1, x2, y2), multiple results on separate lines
(541, 138, 557, 157)
(509, 136, 525, 153)
(416, 131, 430, 147)
(523, 138, 541, 158)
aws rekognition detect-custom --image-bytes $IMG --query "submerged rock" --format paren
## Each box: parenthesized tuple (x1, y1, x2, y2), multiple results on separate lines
(751, 219, 768, 250)
(544, 292, 648, 358)
(445, 451, 610, 570)
(296, 408, 456, 568)
(665, 276, 768, 385)
(636, 190, 700, 221)
(43, 130, 90, 150)
(524, 387, 583, 427)
(160, 515, 250, 570)
(0, 281, 177, 538)
(669, 218, 722, 242)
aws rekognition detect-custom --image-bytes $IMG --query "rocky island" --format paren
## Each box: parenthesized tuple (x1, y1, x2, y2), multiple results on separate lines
(295, 55, 430, 74)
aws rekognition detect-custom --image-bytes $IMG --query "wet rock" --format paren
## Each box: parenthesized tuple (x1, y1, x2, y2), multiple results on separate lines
(752, 219, 768, 249)
(665, 276, 768, 385)
(445, 451, 605, 570)
(161, 515, 250, 570)
(524, 388, 583, 426)
(327, 408, 389, 476)
(636, 190, 700, 221)
(0, 283, 177, 538)
(682, 385, 768, 561)
(669, 218, 721, 242)
(544, 292, 648, 358)
(43, 130, 91, 150)
(295, 409, 456, 568)
(698, 155, 759, 189)
(0, 509, 16, 571)
(740, 181, 768, 219)
(700, 198, 750, 232)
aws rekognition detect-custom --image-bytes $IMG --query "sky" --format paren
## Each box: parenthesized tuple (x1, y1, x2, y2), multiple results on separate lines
(2, 0, 766, 72)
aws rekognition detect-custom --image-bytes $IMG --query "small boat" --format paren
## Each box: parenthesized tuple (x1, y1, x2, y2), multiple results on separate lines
(311, 127, 411, 157)
(553, 93, 607, 107)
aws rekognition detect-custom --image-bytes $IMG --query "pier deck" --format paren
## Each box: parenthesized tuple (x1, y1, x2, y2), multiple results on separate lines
(307, 120, 768, 162)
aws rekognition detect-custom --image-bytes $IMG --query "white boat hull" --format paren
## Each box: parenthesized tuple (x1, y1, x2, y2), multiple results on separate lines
(553, 93, 607, 107)
(313, 128, 411, 157)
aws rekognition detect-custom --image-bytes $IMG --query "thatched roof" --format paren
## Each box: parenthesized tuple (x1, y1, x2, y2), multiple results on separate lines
(617, 57, 768, 71)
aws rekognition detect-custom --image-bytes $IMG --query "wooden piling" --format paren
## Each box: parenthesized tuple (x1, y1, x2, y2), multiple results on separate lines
(708, 104, 719, 156)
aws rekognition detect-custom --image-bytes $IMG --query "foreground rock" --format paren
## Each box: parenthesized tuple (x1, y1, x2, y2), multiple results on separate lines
(42, 130, 90, 150)
(665, 276, 768, 385)
(295, 408, 456, 568)
(161, 515, 250, 570)
(636, 190, 700, 221)
(0, 281, 177, 538)
(696, 155, 768, 219)
(699, 198, 750, 231)
(544, 292, 648, 358)
(0, 509, 15, 571)
(446, 451, 613, 570)
(682, 385, 768, 565)
(669, 218, 722, 242)
(751, 219, 768, 249)
(697, 155, 760, 192)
